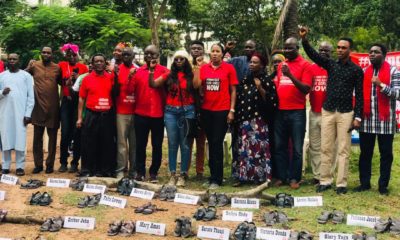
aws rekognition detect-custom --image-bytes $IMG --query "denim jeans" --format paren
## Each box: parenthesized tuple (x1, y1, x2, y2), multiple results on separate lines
(164, 105, 195, 173)
(273, 109, 306, 182)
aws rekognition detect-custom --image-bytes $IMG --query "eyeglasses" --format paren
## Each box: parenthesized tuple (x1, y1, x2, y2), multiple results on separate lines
(174, 57, 185, 62)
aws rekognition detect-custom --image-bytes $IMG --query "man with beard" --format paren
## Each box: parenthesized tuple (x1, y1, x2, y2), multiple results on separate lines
(225, 40, 257, 81)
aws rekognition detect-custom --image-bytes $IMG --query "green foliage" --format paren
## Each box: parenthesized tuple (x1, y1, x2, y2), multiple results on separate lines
(0, 0, 30, 28)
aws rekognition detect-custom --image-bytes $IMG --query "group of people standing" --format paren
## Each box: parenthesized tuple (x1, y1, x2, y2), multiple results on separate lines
(0, 27, 399, 194)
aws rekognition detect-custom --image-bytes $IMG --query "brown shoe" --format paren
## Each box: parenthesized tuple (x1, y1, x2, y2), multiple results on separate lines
(290, 181, 300, 189)
(274, 180, 283, 187)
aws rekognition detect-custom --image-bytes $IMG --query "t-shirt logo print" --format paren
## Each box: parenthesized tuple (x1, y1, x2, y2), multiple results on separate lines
(206, 78, 221, 91)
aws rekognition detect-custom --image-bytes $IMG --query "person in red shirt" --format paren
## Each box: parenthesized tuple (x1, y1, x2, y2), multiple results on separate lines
(115, 47, 137, 178)
(274, 37, 312, 189)
(132, 45, 169, 183)
(58, 43, 89, 173)
(0, 60, 4, 73)
(194, 43, 238, 189)
(76, 54, 117, 177)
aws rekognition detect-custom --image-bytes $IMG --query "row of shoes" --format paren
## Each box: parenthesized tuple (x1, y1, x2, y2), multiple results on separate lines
(29, 192, 52, 206)
(20, 179, 44, 189)
(159, 185, 177, 201)
(352, 232, 377, 240)
(134, 202, 166, 214)
(374, 217, 400, 234)
(289, 231, 313, 240)
(272, 193, 294, 208)
(208, 192, 229, 207)
(264, 210, 289, 226)
(70, 177, 88, 191)
(317, 210, 345, 224)
(107, 220, 135, 236)
(233, 221, 257, 240)
(117, 177, 136, 196)
(78, 193, 102, 208)
(40, 217, 63, 232)
(174, 216, 193, 238)
(193, 206, 217, 221)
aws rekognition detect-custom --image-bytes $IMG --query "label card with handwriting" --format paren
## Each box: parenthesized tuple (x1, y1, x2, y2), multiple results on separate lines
(0, 191, 5, 201)
(46, 178, 70, 188)
(99, 194, 127, 208)
(136, 221, 166, 236)
(346, 214, 380, 228)
(197, 225, 230, 240)
(174, 193, 200, 205)
(0, 175, 18, 185)
(0, 238, 12, 240)
(222, 210, 253, 222)
(293, 196, 323, 207)
(319, 232, 353, 240)
(231, 198, 260, 209)
(83, 184, 106, 194)
(130, 188, 155, 200)
(63, 216, 95, 230)
(256, 228, 291, 240)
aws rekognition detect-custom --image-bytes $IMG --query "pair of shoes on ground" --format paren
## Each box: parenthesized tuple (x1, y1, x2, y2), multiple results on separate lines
(174, 216, 193, 238)
(273, 193, 294, 208)
(208, 192, 229, 207)
(20, 179, 44, 189)
(317, 210, 345, 224)
(0, 209, 8, 223)
(40, 217, 63, 232)
(264, 210, 289, 226)
(134, 202, 166, 214)
(32, 166, 56, 174)
(78, 193, 102, 208)
(29, 192, 52, 206)
(374, 217, 400, 235)
(159, 185, 177, 201)
(289, 231, 313, 240)
(233, 221, 256, 240)
(352, 232, 377, 240)
(193, 206, 217, 221)
(70, 177, 88, 191)
(1, 168, 24, 176)
(117, 177, 136, 196)
(316, 184, 347, 195)
(107, 220, 135, 236)
(168, 173, 187, 187)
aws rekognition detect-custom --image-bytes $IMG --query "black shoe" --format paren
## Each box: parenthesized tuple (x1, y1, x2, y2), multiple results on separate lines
(316, 184, 332, 193)
(45, 167, 54, 174)
(32, 166, 43, 174)
(379, 188, 389, 196)
(353, 185, 371, 192)
(16, 168, 25, 176)
(58, 164, 68, 173)
(1, 169, 10, 174)
(336, 187, 347, 195)
(68, 165, 78, 173)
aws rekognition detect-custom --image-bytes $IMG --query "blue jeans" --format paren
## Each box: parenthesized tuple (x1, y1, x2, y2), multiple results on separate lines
(164, 105, 195, 174)
(273, 109, 306, 182)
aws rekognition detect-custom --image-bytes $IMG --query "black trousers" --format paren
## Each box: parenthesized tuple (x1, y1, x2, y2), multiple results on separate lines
(201, 109, 229, 185)
(134, 114, 164, 177)
(33, 125, 58, 168)
(81, 109, 116, 176)
(359, 132, 394, 190)
(60, 96, 81, 166)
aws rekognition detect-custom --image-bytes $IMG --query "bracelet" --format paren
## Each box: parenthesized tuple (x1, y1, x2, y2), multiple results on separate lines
(230, 108, 235, 113)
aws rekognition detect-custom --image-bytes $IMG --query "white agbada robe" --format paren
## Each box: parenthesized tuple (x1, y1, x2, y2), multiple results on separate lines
(0, 70, 35, 151)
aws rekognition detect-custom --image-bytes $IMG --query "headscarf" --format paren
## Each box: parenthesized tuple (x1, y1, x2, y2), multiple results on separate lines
(60, 43, 79, 55)
(173, 50, 190, 60)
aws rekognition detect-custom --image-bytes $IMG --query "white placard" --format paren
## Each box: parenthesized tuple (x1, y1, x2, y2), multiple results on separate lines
(63, 216, 96, 230)
(293, 196, 323, 207)
(83, 184, 106, 194)
(130, 188, 155, 200)
(99, 194, 127, 208)
(346, 214, 380, 228)
(256, 228, 291, 240)
(319, 232, 353, 240)
(136, 221, 166, 236)
(46, 178, 70, 188)
(174, 193, 200, 205)
(0, 238, 12, 240)
(222, 210, 253, 222)
(231, 198, 260, 209)
(197, 225, 230, 240)
(0, 175, 18, 185)
(0, 190, 5, 201)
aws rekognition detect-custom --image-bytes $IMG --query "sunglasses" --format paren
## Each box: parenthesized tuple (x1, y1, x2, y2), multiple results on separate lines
(174, 57, 185, 62)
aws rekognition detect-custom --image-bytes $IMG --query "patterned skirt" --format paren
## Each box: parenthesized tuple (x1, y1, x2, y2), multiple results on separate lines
(232, 116, 272, 183)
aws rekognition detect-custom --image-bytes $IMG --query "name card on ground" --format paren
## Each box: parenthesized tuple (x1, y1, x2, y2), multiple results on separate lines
(197, 225, 230, 240)
(256, 228, 291, 240)
(0, 175, 18, 185)
(174, 193, 200, 205)
(222, 210, 253, 222)
(293, 196, 323, 207)
(83, 184, 106, 194)
(346, 214, 380, 228)
(46, 178, 70, 188)
(0, 238, 12, 240)
(231, 198, 260, 209)
(99, 194, 126, 208)
(63, 216, 95, 230)
(0, 191, 5, 200)
(136, 220, 166, 236)
(130, 188, 155, 200)
(319, 232, 353, 240)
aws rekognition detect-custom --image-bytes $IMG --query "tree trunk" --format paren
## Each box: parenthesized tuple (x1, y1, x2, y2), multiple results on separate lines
(145, 0, 169, 48)
(283, 0, 299, 40)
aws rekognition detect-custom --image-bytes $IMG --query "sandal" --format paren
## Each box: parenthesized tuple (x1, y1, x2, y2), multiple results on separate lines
(245, 222, 257, 240)
(142, 204, 157, 215)
(264, 211, 277, 226)
(390, 218, 400, 235)
(134, 202, 152, 213)
(276, 211, 289, 224)
(87, 194, 102, 207)
(233, 221, 248, 240)
(166, 185, 177, 201)
(216, 193, 230, 207)
(119, 220, 135, 236)
(289, 231, 300, 240)
(208, 192, 217, 207)
(49, 217, 63, 232)
(30, 192, 43, 205)
(107, 220, 122, 236)
(21, 179, 44, 189)
(78, 196, 91, 208)
(317, 211, 332, 224)
(38, 192, 52, 206)
(374, 217, 392, 233)
(331, 210, 345, 224)
(40, 218, 52, 232)
(0, 209, 7, 223)
(174, 217, 183, 237)
(180, 217, 193, 238)
(298, 231, 313, 240)
(159, 185, 168, 201)
(193, 206, 207, 220)
(70, 177, 88, 191)
(203, 206, 217, 221)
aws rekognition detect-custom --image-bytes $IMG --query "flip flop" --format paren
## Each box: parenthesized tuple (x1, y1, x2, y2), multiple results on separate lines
(142, 204, 157, 215)
(49, 217, 63, 232)
(40, 218, 52, 232)
(317, 211, 332, 224)
(331, 210, 345, 224)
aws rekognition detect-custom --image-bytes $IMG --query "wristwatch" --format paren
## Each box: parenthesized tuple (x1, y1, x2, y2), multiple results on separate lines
(230, 109, 235, 113)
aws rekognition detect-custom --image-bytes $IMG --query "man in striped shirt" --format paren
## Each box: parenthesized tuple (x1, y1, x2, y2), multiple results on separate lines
(355, 43, 400, 195)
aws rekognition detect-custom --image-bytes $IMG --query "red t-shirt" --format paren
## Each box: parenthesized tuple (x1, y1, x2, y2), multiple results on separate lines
(0, 61, 4, 73)
(276, 55, 312, 110)
(200, 62, 238, 111)
(59, 61, 89, 97)
(133, 64, 169, 118)
(116, 64, 136, 114)
(307, 63, 328, 113)
(161, 72, 194, 106)
(79, 71, 114, 112)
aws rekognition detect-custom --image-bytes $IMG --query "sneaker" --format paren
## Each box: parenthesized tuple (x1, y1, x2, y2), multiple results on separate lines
(16, 168, 25, 176)
(316, 184, 332, 193)
(32, 166, 43, 174)
(58, 164, 68, 173)
(176, 175, 186, 187)
(68, 165, 79, 173)
(209, 183, 220, 190)
(174, 217, 183, 237)
(168, 174, 177, 186)
(150, 174, 158, 183)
